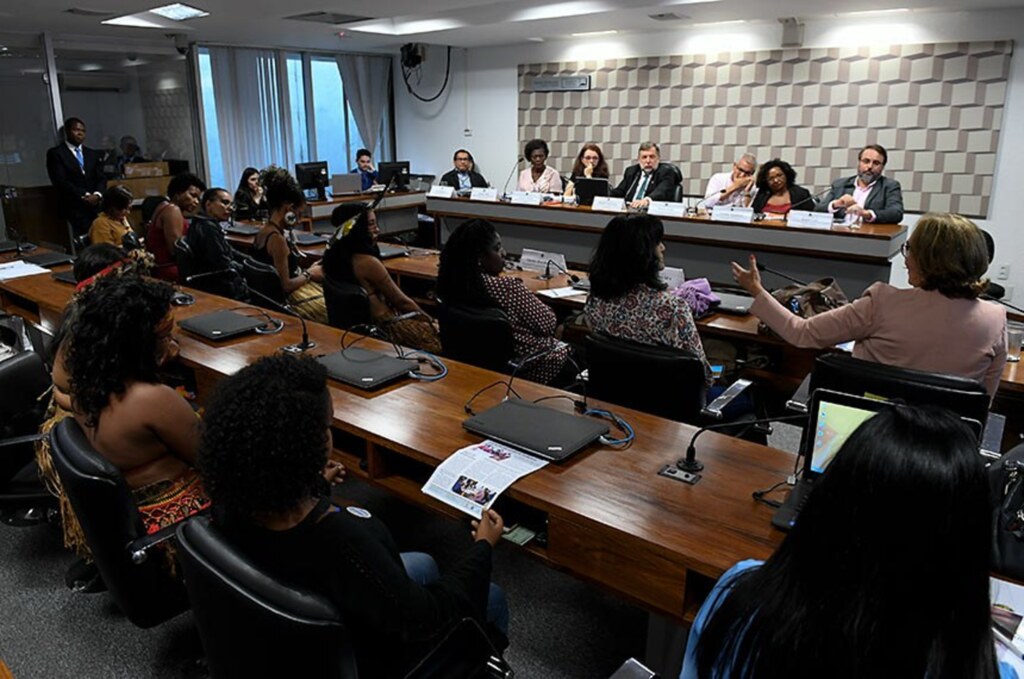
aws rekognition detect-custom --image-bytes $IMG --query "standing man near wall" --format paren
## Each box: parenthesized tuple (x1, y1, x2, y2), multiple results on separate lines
(817, 144, 904, 224)
(46, 117, 107, 236)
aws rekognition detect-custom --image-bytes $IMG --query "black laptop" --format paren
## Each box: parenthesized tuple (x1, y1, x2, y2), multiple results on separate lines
(52, 270, 77, 285)
(316, 347, 417, 390)
(226, 224, 262, 236)
(573, 178, 610, 206)
(23, 252, 75, 268)
(292, 232, 329, 246)
(463, 399, 609, 462)
(178, 310, 269, 341)
(710, 291, 753, 316)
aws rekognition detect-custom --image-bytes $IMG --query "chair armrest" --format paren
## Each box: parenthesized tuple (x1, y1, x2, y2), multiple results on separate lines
(701, 378, 754, 420)
(609, 658, 658, 679)
(785, 372, 812, 414)
(405, 617, 506, 679)
(126, 509, 209, 565)
(0, 432, 48, 449)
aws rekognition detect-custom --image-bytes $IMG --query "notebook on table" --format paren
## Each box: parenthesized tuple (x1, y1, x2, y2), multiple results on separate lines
(316, 347, 417, 390)
(463, 399, 609, 462)
(178, 310, 269, 341)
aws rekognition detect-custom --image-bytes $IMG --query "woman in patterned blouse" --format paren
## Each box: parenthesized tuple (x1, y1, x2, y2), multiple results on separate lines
(437, 219, 572, 385)
(585, 213, 713, 386)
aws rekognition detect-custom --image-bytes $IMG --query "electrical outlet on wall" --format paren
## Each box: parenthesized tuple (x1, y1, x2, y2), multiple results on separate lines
(998, 264, 1011, 280)
(463, 128, 472, 137)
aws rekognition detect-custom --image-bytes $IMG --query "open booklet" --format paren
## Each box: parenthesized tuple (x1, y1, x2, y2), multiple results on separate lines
(421, 440, 547, 519)
(992, 576, 1024, 673)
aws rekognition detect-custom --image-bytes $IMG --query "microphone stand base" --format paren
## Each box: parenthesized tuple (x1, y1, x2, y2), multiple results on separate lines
(281, 340, 317, 354)
(676, 457, 705, 474)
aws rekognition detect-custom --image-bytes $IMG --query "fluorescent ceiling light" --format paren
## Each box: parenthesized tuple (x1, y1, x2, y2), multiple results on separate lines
(571, 29, 618, 37)
(691, 19, 746, 26)
(842, 7, 910, 15)
(514, 1, 608, 22)
(150, 3, 209, 21)
(102, 14, 173, 28)
(350, 18, 464, 35)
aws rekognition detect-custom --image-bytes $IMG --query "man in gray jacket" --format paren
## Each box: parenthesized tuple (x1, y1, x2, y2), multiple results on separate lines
(817, 144, 904, 224)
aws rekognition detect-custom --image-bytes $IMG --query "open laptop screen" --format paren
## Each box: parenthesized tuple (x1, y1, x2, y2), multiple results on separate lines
(808, 398, 879, 474)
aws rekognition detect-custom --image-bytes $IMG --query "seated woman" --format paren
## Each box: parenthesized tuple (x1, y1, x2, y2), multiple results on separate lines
(251, 166, 327, 323)
(516, 139, 563, 193)
(682, 405, 1011, 678)
(88, 186, 134, 247)
(198, 354, 508, 677)
(750, 158, 811, 218)
(731, 212, 1007, 398)
(585, 213, 712, 387)
(63, 275, 208, 534)
(563, 143, 610, 198)
(321, 203, 440, 352)
(233, 166, 267, 221)
(436, 219, 572, 385)
(146, 172, 206, 281)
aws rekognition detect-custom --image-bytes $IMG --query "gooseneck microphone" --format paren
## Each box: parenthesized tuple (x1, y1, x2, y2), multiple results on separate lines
(502, 156, 525, 197)
(678, 413, 809, 473)
(786, 186, 833, 213)
(755, 261, 808, 287)
(537, 259, 580, 283)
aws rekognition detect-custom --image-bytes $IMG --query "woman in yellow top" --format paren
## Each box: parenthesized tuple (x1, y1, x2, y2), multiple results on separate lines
(88, 186, 134, 247)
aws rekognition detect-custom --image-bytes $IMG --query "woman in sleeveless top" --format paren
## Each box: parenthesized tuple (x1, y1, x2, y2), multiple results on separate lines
(145, 172, 206, 282)
(750, 158, 811, 218)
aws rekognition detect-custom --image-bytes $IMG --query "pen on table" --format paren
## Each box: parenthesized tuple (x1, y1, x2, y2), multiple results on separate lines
(992, 625, 1024, 659)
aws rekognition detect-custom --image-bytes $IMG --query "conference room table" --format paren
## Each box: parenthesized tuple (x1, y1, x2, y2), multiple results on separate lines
(304, 190, 426, 233)
(0, 253, 792, 633)
(426, 196, 908, 298)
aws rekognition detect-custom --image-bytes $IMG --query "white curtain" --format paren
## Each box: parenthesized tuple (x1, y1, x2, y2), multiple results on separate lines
(335, 54, 392, 156)
(208, 46, 297, 189)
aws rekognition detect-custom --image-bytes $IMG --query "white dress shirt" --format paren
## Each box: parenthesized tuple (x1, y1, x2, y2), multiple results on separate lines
(703, 171, 755, 208)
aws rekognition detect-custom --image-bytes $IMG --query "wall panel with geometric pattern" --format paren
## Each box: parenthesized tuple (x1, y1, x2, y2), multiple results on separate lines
(518, 41, 1012, 217)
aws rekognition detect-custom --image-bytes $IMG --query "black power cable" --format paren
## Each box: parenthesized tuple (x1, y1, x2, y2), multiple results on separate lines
(402, 46, 452, 103)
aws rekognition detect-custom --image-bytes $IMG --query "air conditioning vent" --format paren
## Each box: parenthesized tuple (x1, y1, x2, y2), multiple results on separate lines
(648, 12, 688, 21)
(60, 72, 130, 92)
(284, 11, 370, 25)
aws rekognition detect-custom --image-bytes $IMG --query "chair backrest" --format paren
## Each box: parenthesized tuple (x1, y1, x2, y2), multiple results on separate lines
(323, 277, 371, 330)
(809, 353, 991, 427)
(242, 258, 286, 305)
(0, 351, 51, 483)
(176, 516, 357, 679)
(49, 418, 187, 628)
(437, 304, 514, 373)
(586, 332, 707, 423)
(173, 237, 198, 283)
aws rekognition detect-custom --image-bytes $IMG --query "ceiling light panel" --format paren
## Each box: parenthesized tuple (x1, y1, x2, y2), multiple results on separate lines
(149, 3, 209, 20)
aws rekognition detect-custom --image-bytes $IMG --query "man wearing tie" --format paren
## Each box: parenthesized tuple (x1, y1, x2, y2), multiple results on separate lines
(817, 144, 904, 224)
(610, 142, 681, 209)
(439, 149, 488, 190)
(46, 117, 107, 236)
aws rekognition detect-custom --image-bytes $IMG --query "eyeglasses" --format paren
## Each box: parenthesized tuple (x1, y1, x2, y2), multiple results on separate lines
(734, 165, 755, 177)
(900, 242, 910, 257)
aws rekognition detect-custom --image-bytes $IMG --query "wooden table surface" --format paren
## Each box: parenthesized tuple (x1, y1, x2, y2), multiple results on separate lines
(0, 258, 791, 621)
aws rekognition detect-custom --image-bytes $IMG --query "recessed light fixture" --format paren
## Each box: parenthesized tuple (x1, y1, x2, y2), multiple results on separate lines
(527, 37, 546, 42)
(150, 3, 209, 21)
(570, 29, 618, 37)
(102, 14, 170, 28)
(691, 19, 747, 27)
(841, 7, 910, 15)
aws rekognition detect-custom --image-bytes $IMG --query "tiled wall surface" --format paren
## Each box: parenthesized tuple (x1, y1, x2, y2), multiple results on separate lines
(519, 41, 1011, 216)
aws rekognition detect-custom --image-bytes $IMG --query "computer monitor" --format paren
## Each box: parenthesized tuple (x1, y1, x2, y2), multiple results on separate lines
(295, 161, 329, 201)
(378, 161, 410, 191)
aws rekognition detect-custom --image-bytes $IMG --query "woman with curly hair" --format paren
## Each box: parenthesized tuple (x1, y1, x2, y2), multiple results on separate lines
(322, 203, 440, 352)
(64, 275, 208, 533)
(731, 212, 1007, 398)
(198, 354, 508, 678)
(251, 166, 327, 322)
(145, 172, 206, 281)
(749, 158, 811, 218)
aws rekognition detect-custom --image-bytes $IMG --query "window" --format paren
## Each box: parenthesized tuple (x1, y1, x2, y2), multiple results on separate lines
(198, 50, 224, 188)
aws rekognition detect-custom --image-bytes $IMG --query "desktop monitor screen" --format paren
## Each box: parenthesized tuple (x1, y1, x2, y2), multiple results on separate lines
(378, 161, 410, 191)
(295, 161, 329, 198)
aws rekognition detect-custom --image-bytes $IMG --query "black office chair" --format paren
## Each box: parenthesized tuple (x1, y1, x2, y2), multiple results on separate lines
(323, 277, 371, 330)
(665, 163, 683, 203)
(981, 229, 1005, 300)
(586, 332, 708, 423)
(49, 418, 189, 628)
(177, 515, 509, 679)
(177, 515, 359, 679)
(242, 258, 287, 306)
(0, 351, 56, 525)
(437, 304, 515, 373)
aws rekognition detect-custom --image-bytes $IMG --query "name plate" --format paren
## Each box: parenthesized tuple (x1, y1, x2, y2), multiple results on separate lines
(591, 196, 626, 213)
(428, 185, 455, 198)
(520, 248, 568, 274)
(470, 187, 499, 202)
(510, 191, 544, 206)
(710, 205, 755, 224)
(787, 210, 833, 230)
(647, 201, 686, 218)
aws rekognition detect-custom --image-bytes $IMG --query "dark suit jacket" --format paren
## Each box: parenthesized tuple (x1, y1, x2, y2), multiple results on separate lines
(816, 174, 904, 224)
(439, 169, 489, 189)
(752, 184, 813, 214)
(610, 164, 681, 202)
(46, 143, 106, 220)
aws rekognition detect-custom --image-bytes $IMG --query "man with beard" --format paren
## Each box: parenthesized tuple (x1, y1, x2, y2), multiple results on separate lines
(817, 144, 904, 224)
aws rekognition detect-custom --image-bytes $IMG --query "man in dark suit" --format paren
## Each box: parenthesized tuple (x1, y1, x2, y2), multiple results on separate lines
(610, 142, 681, 208)
(439, 149, 488, 190)
(46, 117, 107, 235)
(816, 144, 904, 224)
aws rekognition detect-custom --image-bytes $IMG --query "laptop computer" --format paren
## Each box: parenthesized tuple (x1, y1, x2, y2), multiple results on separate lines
(292, 232, 329, 246)
(710, 291, 753, 316)
(378, 244, 410, 259)
(330, 173, 363, 196)
(23, 252, 75, 268)
(316, 347, 418, 390)
(573, 177, 610, 206)
(178, 310, 269, 341)
(463, 399, 610, 462)
(571, 278, 591, 292)
(771, 389, 983, 530)
(226, 224, 262, 236)
(52, 270, 77, 285)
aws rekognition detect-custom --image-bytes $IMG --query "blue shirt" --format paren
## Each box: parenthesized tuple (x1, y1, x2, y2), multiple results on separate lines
(350, 167, 378, 191)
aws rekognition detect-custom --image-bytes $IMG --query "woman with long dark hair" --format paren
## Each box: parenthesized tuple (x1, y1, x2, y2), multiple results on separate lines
(585, 213, 711, 385)
(564, 143, 610, 198)
(198, 354, 508, 678)
(251, 166, 326, 322)
(682, 406, 1008, 678)
(321, 203, 439, 352)
(233, 166, 267, 221)
(437, 218, 571, 385)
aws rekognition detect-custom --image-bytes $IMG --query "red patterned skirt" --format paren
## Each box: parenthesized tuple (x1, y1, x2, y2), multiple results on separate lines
(131, 468, 210, 534)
